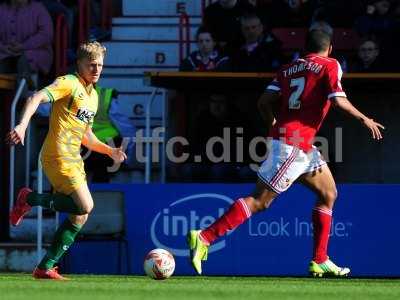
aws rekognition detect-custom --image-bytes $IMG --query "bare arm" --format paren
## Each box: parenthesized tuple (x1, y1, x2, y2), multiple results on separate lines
(82, 127, 127, 163)
(6, 91, 49, 146)
(258, 90, 280, 127)
(332, 96, 385, 140)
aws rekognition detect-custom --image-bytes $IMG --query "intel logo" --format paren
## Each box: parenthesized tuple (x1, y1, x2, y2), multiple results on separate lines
(150, 193, 234, 257)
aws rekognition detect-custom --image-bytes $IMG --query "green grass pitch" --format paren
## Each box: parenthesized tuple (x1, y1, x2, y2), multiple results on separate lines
(1, 274, 400, 300)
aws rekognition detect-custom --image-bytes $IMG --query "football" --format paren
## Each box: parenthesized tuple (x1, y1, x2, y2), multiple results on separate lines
(143, 248, 175, 280)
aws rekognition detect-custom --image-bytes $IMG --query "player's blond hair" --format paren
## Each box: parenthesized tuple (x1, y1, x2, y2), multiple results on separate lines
(77, 41, 106, 61)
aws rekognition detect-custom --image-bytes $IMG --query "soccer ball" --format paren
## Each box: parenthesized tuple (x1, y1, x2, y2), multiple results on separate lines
(143, 248, 175, 280)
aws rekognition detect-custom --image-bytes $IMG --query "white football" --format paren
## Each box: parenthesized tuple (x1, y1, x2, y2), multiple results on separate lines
(144, 248, 175, 280)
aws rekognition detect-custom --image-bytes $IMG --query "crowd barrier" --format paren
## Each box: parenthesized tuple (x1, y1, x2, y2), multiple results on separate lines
(67, 183, 400, 277)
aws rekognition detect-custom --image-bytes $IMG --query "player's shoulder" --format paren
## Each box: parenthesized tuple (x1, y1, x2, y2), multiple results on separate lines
(46, 74, 78, 92)
(55, 74, 78, 85)
(311, 55, 339, 68)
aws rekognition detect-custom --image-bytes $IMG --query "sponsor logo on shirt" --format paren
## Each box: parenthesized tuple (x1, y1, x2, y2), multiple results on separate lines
(76, 108, 95, 124)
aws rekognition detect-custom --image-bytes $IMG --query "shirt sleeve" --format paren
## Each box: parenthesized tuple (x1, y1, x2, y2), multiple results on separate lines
(42, 76, 74, 103)
(326, 60, 347, 99)
(265, 77, 281, 92)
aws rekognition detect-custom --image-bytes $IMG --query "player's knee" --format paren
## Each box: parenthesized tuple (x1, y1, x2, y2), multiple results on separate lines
(324, 189, 337, 203)
(80, 202, 94, 215)
(70, 214, 88, 225)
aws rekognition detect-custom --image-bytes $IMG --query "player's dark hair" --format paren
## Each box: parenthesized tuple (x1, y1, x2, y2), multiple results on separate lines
(305, 30, 331, 53)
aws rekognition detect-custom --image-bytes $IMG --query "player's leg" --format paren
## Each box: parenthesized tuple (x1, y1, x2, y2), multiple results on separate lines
(299, 164, 350, 277)
(200, 180, 278, 244)
(188, 180, 278, 274)
(188, 140, 299, 274)
(33, 183, 93, 280)
(10, 189, 86, 227)
(10, 163, 89, 226)
(299, 164, 337, 263)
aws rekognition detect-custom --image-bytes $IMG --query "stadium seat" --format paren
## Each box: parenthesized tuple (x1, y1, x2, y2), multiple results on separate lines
(332, 28, 361, 51)
(272, 27, 307, 51)
(63, 191, 131, 274)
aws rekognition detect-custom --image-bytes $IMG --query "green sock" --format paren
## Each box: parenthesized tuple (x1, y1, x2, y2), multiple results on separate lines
(27, 192, 83, 215)
(38, 218, 82, 270)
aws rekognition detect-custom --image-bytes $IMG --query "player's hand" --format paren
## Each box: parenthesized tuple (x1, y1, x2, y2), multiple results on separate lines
(6, 124, 27, 146)
(361, 118, 385, 140)
(109, 146, 127, 163)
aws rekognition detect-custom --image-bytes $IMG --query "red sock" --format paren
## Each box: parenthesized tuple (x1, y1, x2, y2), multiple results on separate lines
(312, 207, 332, 264)
(199, 198, 252, 245)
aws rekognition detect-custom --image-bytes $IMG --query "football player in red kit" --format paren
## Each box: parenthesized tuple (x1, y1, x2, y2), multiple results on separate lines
(187, 30, 384, 277)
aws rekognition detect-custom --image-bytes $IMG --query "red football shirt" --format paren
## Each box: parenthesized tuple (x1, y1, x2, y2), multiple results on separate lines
(266, 53, 346, 152)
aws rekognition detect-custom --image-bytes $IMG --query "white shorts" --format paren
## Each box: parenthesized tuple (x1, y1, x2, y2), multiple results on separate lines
(257, 140, 326, 194)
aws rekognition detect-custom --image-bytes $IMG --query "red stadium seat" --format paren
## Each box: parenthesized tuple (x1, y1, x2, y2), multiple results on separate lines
(272, 28, 307, 51)
(332, 28, 360, 51)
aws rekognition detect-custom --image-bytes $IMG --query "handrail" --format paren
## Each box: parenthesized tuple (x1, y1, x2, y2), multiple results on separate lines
(201, 0, 211, 16)
(55, 14, 68, 77)
(144, 71, 400, 91)
(9, 79, 27, 213)
(0, 74, 16, 90)
(36, 156, 43, 263)
(78, 0, 90, 44)
(145, 88, 158, 184)
(145, 88, 167, 184)
(145, 71, 400, 80)
(101, 0, 113, 31)
(178, 13, 191, 63)
(161, 89, 167, 183)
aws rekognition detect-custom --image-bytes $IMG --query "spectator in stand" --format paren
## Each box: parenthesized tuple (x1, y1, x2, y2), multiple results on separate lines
(383, 0, 400, 70)
(182, 94, 256, 182)
(312, 0, 364, 27)
(261, 0, 316, 28)
(203, 0, 255, 54)
(0, 0, 53, 88)
(232, 13, 283, 72)
(355, 0, 395, 38)
(180, 27, 230, 72)
(349, 38, 387, 72)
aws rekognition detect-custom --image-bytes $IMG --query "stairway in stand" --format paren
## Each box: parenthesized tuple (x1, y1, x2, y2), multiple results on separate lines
(99, 0, 202, 130)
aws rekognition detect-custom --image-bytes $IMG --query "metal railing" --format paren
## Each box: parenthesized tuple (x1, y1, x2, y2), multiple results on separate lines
(78, 0, 90, 44)
(101, 0, 113, 31)
(144, 88, 167, 184)
(9, 79, 28, 213)
(201, 0, 212, 16)
(55, 14, 68, 77)
(179, 13, 191, 63)
(144, 89, 167, 184)
(36, 157, 43, 263)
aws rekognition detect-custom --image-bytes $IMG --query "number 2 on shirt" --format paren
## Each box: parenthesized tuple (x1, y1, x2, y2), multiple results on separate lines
(288, 77, 305, 109)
